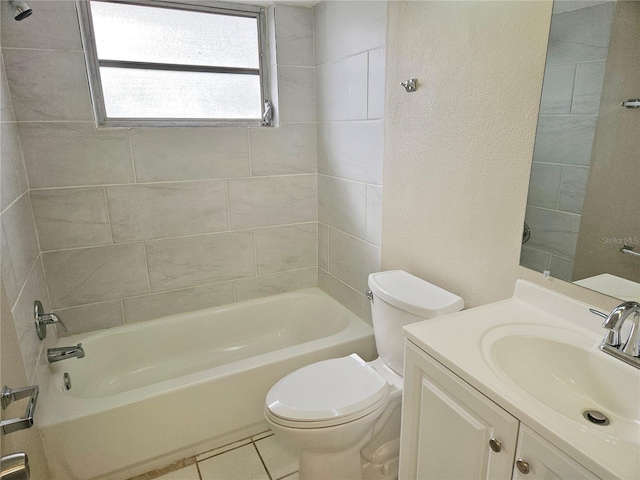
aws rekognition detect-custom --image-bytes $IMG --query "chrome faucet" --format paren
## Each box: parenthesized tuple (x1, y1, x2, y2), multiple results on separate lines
(34, 300, 67, 340)
(594, 301, 640, 368)
(47, 343, 84, 364)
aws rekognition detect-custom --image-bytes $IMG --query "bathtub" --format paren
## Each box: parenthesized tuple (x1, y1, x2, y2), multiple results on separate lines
(37, 288, 376, 480)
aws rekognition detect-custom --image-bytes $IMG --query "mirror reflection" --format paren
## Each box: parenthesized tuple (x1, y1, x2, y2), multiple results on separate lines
(520, 0, 640, 301)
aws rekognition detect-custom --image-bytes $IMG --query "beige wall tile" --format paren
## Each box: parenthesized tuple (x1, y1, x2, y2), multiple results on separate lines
(31, 187, 111, 251)
(43, 243, 149, 308)
(54, 300, 124, 336)
(1, 121, 26, 211)
(318, 175, 366, 239)
(131, 128, 250, 182)
(1, 224, 19, 306)
(1, 194, 39, 289)
(274, 4, 314, 67)
(228, 175, 317, 229)
(1, 53, 15, 122)
(277, 66, 316, 123)
(318, 222, 329, 271)
(146, 231, 256, 292)
(328, 228, 380, 293)
(249, 123, 316, 176)
(122, 282, 235, 324)
(107, 181, 228, 242)
(235, 267, 317, 302)
(318, 269, 363, 318)
(3, 49, 93, 121)
(19, 122, 134, 188)
(256, 223, 317, 275)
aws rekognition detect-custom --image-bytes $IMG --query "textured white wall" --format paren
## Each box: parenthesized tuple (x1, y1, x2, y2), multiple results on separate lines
(382, 1, 620, 311)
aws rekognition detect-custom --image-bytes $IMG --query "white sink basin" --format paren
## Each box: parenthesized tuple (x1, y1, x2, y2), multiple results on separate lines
(482, 324, 639, 446)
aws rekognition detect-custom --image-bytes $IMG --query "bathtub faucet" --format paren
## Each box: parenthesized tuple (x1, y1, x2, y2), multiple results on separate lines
(47, 343, 85, 364)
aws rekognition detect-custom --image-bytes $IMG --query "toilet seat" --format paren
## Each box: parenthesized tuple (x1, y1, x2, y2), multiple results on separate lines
(265, 354, 389, 429)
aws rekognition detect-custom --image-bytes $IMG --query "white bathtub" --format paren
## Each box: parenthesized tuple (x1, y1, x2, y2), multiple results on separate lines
(38, 288, 376, 480)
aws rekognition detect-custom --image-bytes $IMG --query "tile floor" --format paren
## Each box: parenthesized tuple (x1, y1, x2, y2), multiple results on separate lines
(134, 430, 300, 480)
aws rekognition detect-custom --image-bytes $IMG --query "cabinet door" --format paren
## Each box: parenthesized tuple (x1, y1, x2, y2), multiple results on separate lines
(513, 426, 600, 480)
(400, 341, 519, 480)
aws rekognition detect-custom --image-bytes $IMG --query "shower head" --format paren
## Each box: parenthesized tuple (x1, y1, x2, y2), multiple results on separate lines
(9, 0, 32, 21)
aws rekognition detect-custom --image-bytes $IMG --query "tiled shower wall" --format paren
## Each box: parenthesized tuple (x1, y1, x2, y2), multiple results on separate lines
(520, 1, 614, 282)
(1, 1, 318, 336)
(315, 1, 386, 322)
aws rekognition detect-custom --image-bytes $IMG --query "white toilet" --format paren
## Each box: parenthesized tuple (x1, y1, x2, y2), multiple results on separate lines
(264, 270, 464, 480)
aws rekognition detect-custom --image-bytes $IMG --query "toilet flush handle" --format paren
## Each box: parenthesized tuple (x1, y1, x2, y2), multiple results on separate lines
(366, 290, 374, 301)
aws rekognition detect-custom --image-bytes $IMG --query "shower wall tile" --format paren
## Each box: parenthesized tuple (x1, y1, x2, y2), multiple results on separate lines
(532, 115, 597, 166)
(19, 122, 134, 188)
(122, 282, 235, 324)
(235, 267, 317, 302)
(228, 175, 317, 229)
(1, 194, 39, 290)
(274, 4, 314, 67)
(145, 231, 256, 292)
(317, 121, 383, 184)
(249, 123, 316, 176)
(1, 121, 26, 211)
(256, 223, 317, 275)
(572, 61, 606, 114)
(1, 224, 19, 306)
(366, 184, 382, 247)
(558, 165, 589, 214)
(318, 175, 366, 239)
(524, 206, 581, 260)
(277, 66, 316, 123)
(31, 187, 111, 251)
(318, 223, 329, 271)
(519, 246, 552, 273)
(2, 49, 93, 121)
(316, 53, 368, 122)
(131, 128, 250, 182)
(552, 1, 612, 15)
(1, 0, 82, 51)
(1, 54, 15, 122)
(550, 256, 575, 282)
(328, 228, 380, 293)
(526, 163, 562, 210)
(539, 64, 576, 114)
(106, 181, 228, 242)
(54, 300, 124, 337)
(43, 243, 149, 308)
(10, 258, 50, 380)
(317, 269, 363, 318)
(368, 48, 386, 120)
(314, 1, 386, 65)
(546, 2, 615, 65)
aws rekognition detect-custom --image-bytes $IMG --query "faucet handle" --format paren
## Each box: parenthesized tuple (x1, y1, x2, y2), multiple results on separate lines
(34, 300, 67, 340)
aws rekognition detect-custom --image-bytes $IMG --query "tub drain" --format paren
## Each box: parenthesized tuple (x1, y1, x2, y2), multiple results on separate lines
(583, 409, 609, 426)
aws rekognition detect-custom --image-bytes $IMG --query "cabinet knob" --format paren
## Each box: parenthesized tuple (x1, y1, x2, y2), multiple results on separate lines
(489, 438, 502, 452)
(516, 458, 530, 474)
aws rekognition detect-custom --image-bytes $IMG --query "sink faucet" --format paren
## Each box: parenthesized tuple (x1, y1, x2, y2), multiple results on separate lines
(47, 343, 85, 364)
(594, 302, 640, 368)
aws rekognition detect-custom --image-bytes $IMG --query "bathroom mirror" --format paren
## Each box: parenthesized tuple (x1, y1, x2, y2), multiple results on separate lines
(520, 0, 640, 301)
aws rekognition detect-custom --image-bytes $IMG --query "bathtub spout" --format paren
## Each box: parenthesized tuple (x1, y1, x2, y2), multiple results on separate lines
(47, 343, 85, 364)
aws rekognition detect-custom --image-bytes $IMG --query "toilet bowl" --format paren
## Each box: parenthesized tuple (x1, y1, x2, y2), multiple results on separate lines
(265, 270, 464, 480)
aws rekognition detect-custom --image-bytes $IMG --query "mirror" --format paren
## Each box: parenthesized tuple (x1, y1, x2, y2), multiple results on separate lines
(520, 0, 640, 301)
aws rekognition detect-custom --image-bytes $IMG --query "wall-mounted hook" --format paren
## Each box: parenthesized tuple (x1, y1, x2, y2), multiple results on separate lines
(400, 78, 417, 92)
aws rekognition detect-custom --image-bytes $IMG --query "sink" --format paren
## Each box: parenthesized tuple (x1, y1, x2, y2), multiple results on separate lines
(482, 324, 640, 445)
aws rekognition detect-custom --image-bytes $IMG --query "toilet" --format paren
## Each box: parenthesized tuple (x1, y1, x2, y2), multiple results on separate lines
(264, 270, 464, 480)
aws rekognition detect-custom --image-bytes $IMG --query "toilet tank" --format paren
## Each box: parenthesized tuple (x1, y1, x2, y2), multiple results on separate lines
(368, 270, 464, 375)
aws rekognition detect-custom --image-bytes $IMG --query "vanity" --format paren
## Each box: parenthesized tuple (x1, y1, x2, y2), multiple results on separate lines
(399, 281, 639, 479)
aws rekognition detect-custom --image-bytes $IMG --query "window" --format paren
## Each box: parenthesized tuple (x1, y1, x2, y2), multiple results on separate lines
(78, 0, 271, 127)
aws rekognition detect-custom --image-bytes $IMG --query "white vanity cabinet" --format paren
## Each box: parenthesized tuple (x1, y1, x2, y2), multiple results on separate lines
(399, 341, 519, 479)
(400, 341, 601, 480)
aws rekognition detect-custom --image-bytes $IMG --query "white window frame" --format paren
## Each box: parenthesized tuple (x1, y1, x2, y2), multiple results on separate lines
(76, 0, 272, 127)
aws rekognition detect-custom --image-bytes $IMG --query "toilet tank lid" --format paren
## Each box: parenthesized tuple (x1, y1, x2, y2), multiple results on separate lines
(368, 270, 464, 318)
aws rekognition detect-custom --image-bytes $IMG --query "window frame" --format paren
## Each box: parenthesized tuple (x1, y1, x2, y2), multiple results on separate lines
(77, 0, 271, 128)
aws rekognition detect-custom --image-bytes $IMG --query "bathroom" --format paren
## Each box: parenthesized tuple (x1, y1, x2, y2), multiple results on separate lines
(1, 0, 638, 479)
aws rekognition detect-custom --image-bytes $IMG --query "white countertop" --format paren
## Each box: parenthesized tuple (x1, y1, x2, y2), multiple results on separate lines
(403, 280, 640, 480)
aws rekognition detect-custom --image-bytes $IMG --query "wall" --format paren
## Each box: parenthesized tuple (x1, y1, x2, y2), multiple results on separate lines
(315, 1, 386, 322)
(1, 1, 318, 336)
(383, 0, 621, 312)
(521, 1, 614, 282)
(573, 0, 640, 283)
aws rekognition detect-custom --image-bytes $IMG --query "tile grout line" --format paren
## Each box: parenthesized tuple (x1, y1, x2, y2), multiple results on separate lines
(251, 441, 273, 480)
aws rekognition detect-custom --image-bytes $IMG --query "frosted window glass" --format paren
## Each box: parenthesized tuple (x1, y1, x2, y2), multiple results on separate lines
(100, 68, 262, 119)
(90, 1, 259, 69)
